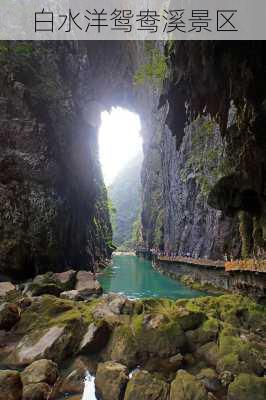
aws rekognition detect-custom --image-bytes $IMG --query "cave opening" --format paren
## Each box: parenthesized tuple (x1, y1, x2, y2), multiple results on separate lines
(98, 106, 142, 186)
(98, 106, 143, 251)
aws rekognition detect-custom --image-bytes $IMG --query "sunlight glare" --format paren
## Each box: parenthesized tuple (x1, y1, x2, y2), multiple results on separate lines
(99, 107, 142, 186)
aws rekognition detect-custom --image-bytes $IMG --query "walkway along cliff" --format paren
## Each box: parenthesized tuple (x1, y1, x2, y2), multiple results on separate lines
(152, 254, 266, 301)
(0, 41, 266, 400)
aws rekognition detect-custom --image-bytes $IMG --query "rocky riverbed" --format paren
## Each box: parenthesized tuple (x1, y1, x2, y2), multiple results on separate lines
(0, 270, 266, 400)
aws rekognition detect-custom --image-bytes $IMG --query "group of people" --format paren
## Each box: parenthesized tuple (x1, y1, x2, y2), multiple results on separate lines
(150, 248, 192, 260)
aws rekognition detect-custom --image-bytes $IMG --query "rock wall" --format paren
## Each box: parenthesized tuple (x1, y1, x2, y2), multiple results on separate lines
(0, 41, 149, 279)
(2, 40, 266, 279)
(141, 41, 266, 260)
(154, 259, 266, 301)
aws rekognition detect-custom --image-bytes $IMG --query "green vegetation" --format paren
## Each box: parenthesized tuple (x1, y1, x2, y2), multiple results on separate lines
(15, 295, 98, 335)
(134, 42, 169, 88)
(94, 182, 115, 252)
(108, 154, 142, 250)
(0, 42, 34, 57)
(180, 117, 233, 198)
(238, 211, 253, 258)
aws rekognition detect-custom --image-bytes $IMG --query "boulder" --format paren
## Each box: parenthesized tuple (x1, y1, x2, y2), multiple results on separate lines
(9, 322, 80, 366)
(170, 370, 208, 400)
(227, 373, 266, 400)
(196, 368, 222, 393)
(60, 289, 99, 301)
(13, 325, 65, 365)
(22, 383, 51, 400)
(92, 294, 134, 320)
(24, 270, 77, 298)
(18, 297, 32, 311)
(75, 271, 102, 294)
(59, 271, 102, 301)
(0, 370, 22, 400)
(55, 369, 84, 395)
(106, 293, 134, 315)
(53, 270, 76, 290)
(0, 282, 16, 298)
(196, 342, 219, 367)
(0, 302, 20, 330)
(124, 370, 169, 400)
(104, 313, 186, 368)
(95, 361, 128, 400)
(24, 273, 63, 297)
(144, 353, 183, 376)
(79, 321, 110, 354)
(21, 359, 59, 386)
(186, 318, 220, 350)
(53, 356, 96, 397)
(174, 304, 205, 331)
(7, 294, 88, 366)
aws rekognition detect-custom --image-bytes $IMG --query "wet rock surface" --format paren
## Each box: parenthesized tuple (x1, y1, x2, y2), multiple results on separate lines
(124, 370, 169, 400)
(95, 361, 129, 400)
(0, 302, 20, 330)
(22, 382, 51, 400)
(170, 370, 208, 400)
(21, 359, 59, 386)
(0, 282, 16, 298)
(0, 370, 23, 400)
(0, 292, 264, 400)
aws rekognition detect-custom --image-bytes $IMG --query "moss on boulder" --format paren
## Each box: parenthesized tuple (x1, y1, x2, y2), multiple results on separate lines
(227, 373, 266, 400)
(0, 302, 20, 330)
(21, 359, 59, 386)
(6, 295, 99, 366)
(124, 370, 169, 400)
(170, 370, 208, 400)
(95, 361, 128, 400)
(0, 370, 22, 400)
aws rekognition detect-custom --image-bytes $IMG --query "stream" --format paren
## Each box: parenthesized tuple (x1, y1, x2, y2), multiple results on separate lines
(98, 254, 207, 299)
(65, 255, 207, 399)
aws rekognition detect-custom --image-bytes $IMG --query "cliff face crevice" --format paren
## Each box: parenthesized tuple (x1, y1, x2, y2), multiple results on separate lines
(0, 41, 147, 279)
(1, 40, 266, 278)
(141, 41, 266, 259)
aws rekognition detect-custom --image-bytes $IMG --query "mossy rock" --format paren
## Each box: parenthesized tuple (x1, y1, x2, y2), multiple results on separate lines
(196, 342, 219, 368)
(196, 368, 222, 393)
(26, 271, 75, 296)
(95, 361, 128, 400)
(186, 294, 266, 332)
(0, 370, 22, 400)
(170, 370, 208, 400)
(21, 359, 59, 386)
(103, 325, 139, 368)
(186, 317, 220, 349)
(217, 331, 264, 375)
(105, 309, 186, 368)
(124, 370, 169, 400)
(22, 382, 51, 400)
(228, 373, 266, 400)
(13, 295, 97, 335)
(0, 302, 20, 330)
(6, 295, 101, 366)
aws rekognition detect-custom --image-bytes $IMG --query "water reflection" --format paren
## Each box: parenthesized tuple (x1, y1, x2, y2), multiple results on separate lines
(98, 255, 207, 299)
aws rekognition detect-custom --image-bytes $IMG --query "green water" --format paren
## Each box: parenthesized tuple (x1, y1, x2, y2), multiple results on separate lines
(98, 255, 207, 299)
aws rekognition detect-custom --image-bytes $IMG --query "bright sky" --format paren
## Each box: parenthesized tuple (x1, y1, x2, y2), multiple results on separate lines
(99, 107, 142, 186)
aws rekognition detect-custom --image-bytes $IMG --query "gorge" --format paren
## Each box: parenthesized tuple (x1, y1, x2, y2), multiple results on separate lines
(0, 40, 266, 400)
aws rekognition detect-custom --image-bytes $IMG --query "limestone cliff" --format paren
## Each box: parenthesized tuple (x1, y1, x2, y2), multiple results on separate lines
(141, 41, 266, 260)
(1, 40, 266, 278)
(0, 42, 116, 279)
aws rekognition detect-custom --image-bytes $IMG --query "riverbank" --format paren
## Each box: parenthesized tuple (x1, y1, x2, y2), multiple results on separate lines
(0, 275, 265, 400)
(152, 257, 266, 302)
